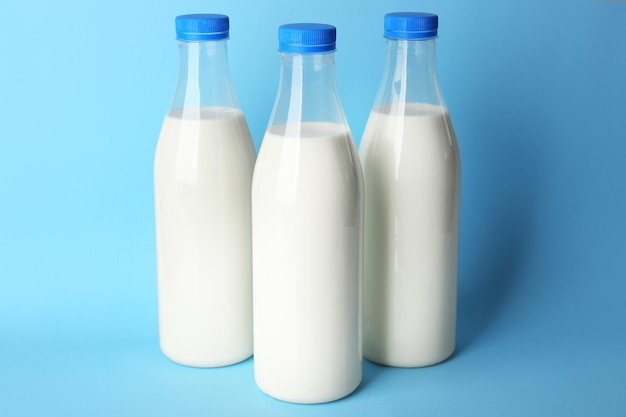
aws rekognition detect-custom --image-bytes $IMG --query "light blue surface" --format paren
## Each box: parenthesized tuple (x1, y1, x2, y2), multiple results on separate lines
(1, 0, 625, 415)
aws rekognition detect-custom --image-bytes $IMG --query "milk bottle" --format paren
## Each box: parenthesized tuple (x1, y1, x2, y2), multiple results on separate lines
(153, 14, 255, 367)
(359, 13, 461, 367)
(252, 23, 364, 403)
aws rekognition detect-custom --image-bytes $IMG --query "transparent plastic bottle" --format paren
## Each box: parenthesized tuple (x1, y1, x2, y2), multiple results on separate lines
(252, 23, 363, 403)
(359, 12, 461, 367)
(153, 14, 256, 367)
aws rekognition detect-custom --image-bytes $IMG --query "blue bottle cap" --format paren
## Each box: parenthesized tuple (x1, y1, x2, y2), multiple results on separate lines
(278, 23, 336, 53)
(384, 12, 438, 39)
(175, 14, 229, 41)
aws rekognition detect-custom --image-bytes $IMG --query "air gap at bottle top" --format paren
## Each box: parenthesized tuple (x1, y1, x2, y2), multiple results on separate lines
(359, 12, 461, 368)
(154, 14, 256, 368)
(252, 23, 364, 404)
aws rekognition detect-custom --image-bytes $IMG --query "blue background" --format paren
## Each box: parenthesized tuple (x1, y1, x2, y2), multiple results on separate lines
(1, 0, 625, 415)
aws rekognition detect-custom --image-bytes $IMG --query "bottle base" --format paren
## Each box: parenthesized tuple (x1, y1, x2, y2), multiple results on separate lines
(364, 344, 456, 368)
(255, 377, 362, 404)
(160, 346, 252, 368)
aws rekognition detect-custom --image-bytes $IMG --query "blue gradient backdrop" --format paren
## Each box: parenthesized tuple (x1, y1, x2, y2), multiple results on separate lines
(1, 0, 625, 416)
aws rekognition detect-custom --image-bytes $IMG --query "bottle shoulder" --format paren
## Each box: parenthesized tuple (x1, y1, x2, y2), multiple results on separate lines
(253, 121, 363, 205)
(154, 105, 255, 177)
(359, 102, 459, 173)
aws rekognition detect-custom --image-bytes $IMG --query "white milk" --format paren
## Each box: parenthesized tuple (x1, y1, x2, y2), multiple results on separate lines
(252, 122, 363, 403)
(359, 102, 460, 367)
(154, 106, 256, 367)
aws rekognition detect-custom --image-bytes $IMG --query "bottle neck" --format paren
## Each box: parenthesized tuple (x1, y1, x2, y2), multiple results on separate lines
(268, 51, 347, 132)
(170, 39, 240, 114)
(374, 37, 445, 112)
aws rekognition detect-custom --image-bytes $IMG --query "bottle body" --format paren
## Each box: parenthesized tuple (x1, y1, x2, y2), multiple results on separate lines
(154, 15, 255, 367)
(252, 24, 363, 403)
(359, 14, 460, 367)
(252, 122, 363, 403)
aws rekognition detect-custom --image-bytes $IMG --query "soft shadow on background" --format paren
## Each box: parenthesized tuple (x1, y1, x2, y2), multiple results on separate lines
(455, 87, 547, 354)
